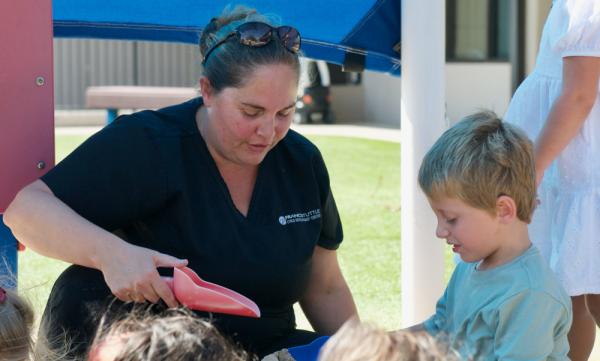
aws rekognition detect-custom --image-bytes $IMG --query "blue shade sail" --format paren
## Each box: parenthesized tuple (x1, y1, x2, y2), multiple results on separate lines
(52, 0, 401, 75)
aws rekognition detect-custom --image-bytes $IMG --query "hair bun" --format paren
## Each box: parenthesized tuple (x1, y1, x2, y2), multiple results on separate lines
(199, 6, 258, 57)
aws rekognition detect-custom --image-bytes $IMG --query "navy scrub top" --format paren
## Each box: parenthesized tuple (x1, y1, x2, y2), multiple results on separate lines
(40, 98, 344, 356)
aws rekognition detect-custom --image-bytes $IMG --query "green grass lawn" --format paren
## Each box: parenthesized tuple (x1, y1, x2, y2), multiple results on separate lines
(18, 130, 454, 331)
(311, 136, 402, 328)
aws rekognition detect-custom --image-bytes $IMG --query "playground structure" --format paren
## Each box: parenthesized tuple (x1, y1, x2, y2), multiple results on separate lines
(0, 1, 55, 286)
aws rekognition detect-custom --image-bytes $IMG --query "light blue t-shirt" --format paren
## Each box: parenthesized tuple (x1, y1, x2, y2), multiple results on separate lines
(424, 246, 572, 361)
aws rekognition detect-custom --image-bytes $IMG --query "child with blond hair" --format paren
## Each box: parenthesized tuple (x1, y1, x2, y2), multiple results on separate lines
(318, 318, 459, 361)
(411, 112, 572, 360)
(0, 286, 34, 361)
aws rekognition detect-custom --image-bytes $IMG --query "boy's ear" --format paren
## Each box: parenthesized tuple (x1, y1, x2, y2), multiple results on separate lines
(496, 195, 517, 223)
(199, 77, 214, 106)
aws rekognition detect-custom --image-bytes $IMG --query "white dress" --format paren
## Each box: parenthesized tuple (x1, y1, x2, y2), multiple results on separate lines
(504, 0, 600, 296)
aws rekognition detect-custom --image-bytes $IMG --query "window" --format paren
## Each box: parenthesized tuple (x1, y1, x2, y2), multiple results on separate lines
(446, 0, 511, 61)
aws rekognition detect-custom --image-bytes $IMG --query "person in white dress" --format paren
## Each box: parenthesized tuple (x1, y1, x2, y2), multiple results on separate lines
(504, 1, 600, 360)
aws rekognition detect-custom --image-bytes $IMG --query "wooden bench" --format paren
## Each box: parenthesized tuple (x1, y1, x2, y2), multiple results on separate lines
(85, 86, 198, 123)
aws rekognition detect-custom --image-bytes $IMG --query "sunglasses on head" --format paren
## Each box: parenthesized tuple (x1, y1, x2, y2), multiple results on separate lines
(202, 21, 301, 65)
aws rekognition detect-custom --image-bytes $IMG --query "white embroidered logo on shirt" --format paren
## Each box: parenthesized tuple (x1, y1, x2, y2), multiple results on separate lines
(278, 209, 321, 225)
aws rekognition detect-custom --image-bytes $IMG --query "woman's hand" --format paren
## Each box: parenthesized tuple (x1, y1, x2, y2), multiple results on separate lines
(98, 243, 187, 307)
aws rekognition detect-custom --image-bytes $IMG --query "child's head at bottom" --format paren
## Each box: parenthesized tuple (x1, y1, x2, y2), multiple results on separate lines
(88, 307, 249, 361)
(0, 286, 35, 361)
(318, 318, 459, 361)
(418, 111, 536, 265)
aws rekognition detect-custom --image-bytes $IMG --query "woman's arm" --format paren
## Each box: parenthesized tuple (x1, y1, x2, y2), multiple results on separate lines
(299, 246, 358, 335)
(534, 56, 600, 185)
(6, 180, 120, 267)
(4, 180, 186, 306)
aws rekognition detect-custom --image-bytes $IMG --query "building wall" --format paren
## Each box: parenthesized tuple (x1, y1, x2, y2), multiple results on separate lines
(330, 85, 366, 123)
(54, 39, 201, 109)
(445, 62, 512, 123)
(328, 71, 402, 127)
(362, 71, 401, 127)
(354, 62, 511, 127)
(54, 39, 134, 109)
(54, 42, 511, 129)
(135, 42, 202, 87)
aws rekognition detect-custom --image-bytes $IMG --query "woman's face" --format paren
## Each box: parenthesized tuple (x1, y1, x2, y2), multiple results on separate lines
(201, 63, 299, 168)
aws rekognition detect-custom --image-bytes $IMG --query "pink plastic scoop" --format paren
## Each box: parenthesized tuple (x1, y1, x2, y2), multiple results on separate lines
(162, 267, 260, 318)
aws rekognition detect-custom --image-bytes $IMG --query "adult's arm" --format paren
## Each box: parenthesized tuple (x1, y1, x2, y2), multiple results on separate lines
(534, 56, 600, 185)
(4, 180, 187, 306)
(299, 246, 358, 335)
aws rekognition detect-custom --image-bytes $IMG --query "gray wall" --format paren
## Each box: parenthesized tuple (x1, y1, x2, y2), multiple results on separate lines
(445, 62, 511, 123)
(363, 71, 401, 127)
(330, 85, 366, 123)
(53, 39, 202, 109)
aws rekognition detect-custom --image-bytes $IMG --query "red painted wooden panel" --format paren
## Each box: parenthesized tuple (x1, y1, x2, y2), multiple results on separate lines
(0, 0, 55, 213)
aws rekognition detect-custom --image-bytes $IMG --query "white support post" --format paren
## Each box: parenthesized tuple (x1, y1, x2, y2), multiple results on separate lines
(401, 0, 447, 326)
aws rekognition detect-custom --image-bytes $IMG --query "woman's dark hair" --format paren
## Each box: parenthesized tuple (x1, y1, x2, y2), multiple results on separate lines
(199, 5, 301, 93)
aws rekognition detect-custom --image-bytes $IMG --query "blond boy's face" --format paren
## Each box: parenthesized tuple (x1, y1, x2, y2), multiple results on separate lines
(428, 196, 503, 268)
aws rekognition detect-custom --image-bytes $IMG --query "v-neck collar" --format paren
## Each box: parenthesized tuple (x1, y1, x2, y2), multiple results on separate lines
(191, 108, 266, 222)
